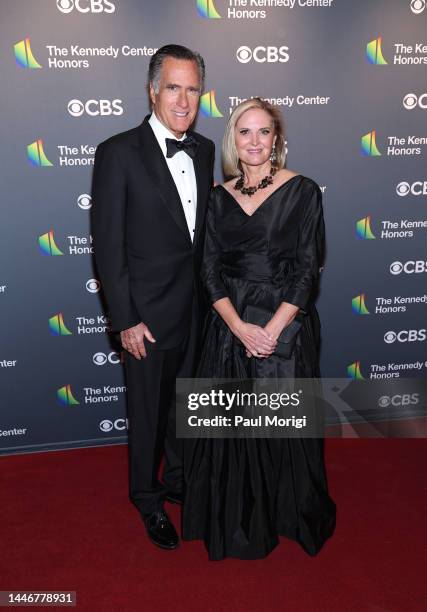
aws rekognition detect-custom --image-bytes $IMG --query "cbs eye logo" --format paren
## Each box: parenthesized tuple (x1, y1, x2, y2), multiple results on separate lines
(236, 45, 290, 64)
(77, 194, 92, 210)
(99, 418, 127, 432)
(384, 331, 397, 343)
(396, 182, 411, 196)
(410, 0, 426, 14)
(93, 351, 122, 365)
(403, 93, 427, 110)
(390, 261, 403, 274)
(378, 393, 419, 407)
(396, 181, 427, 197)
(57, 0, 115, 14)
(86, 278, 101, 293)
(390, 260, 427, 275)
(99, 419, 113, 432)
(384, 329, 427, 343)
(68, 99, 123, 117)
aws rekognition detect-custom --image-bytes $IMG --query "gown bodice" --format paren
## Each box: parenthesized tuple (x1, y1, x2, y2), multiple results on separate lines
(202, 175, 325, 316)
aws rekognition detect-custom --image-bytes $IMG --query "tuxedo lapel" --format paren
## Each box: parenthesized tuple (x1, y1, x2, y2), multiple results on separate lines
(192, 135, 210, 248)
(137, 118, 191, 242)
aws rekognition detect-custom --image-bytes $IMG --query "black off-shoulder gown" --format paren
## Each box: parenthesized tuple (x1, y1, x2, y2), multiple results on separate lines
(182, 175, 336, 560)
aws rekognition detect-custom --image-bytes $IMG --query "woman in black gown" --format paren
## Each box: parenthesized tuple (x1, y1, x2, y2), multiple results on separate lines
(183, 98, 336, 560)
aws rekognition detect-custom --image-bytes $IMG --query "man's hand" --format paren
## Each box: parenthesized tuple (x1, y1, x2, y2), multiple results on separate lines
(120, 322, 156, 360)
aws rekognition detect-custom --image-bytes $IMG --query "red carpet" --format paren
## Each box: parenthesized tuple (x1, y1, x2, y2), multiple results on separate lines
(1, 440, 426, 611)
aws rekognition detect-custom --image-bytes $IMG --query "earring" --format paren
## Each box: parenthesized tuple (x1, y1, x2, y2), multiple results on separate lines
(270, 144, 277, 165)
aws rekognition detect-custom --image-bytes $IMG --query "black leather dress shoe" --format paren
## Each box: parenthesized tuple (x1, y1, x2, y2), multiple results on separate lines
(165, 491, 183, 505)
(143, 510, 179, 550)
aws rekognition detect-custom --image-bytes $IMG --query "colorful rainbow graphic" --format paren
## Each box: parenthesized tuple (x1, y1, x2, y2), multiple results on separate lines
(200, 90, 223, 117)
(14, 37, 42, 68)
(27, 139, 53, 167)
(356, 216, 376, 240)
(361, 131, 381, 157)
(197, 0, 221, 19)
(57, 385, 80, 405)
(366, 37, 388, 65)
(352, 294, 370, 315)
(347, 361, 365, 380)
(38, 230, 64, 256)
(49, 313, 73, 336)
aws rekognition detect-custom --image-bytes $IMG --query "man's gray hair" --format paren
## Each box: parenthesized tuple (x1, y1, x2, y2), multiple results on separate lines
(148, 44, 205, 94)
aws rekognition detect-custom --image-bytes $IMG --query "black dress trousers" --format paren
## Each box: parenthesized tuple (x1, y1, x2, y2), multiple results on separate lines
(125, 303, 199, 516)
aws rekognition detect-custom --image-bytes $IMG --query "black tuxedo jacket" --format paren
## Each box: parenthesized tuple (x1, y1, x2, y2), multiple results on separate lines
(91, 116, 215, 349)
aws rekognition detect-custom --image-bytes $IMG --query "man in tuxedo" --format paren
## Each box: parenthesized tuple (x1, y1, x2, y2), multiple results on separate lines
(91, 45, 214, 550)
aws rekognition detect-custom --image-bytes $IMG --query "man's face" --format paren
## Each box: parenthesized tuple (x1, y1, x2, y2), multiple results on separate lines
(150, 57, 201, 138)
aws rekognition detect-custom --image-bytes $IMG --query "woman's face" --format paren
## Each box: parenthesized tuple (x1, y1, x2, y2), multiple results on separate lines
(234, 108, 276, 168)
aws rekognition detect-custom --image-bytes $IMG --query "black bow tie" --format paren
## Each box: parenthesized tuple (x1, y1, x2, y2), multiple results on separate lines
(165, 135, 199, 159)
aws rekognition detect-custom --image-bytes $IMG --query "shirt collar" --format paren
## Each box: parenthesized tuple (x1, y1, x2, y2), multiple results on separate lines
(149, 111, 186, 157)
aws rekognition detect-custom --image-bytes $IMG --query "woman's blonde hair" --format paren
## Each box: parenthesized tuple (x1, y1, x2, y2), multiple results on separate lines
(222, 97, 286, 179)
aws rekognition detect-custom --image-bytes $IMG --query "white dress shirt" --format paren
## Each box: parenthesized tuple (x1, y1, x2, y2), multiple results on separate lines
(149, 112, 197, 242)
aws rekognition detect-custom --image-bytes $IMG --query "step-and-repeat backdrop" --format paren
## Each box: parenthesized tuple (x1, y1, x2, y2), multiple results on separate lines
(1, 0, 426, 453)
